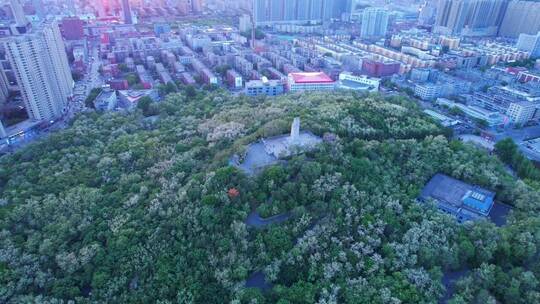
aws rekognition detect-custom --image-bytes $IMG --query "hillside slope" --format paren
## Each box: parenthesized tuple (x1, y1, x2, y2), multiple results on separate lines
(1, 91, 539, 303)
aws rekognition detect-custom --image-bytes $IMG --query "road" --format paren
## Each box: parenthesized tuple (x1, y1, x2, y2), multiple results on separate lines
(0, 43, 106, 155)
(50, 44, 103, 128)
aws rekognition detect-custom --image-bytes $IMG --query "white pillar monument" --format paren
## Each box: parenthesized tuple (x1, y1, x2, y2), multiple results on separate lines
(290, 117, 300, 142)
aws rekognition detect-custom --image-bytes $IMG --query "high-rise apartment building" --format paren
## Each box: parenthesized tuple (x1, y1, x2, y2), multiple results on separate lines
(419, 1, 437, 25)
(176, 0, 203, 14)
(360, 8, 389, 39)
(121, 0, 133, 24)
(0, 69, 9, 105)
(192, 0, 203, 13)
(9, 0, 30, 34)
(434, 0, 507, 36)
(1, 21, 73, 121)
(239, 14, 252, 32)
(499, 0, 540, 38)
(32, 0, 45, 20)
(516, 32, 540, 58)
(253, 0, 352, 25)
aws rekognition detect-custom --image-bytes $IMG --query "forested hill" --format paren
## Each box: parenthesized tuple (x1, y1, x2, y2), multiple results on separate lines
(1, 91, 540, 303)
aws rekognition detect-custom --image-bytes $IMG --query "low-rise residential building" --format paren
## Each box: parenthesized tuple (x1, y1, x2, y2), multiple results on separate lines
(179, 72, 196, 85)
(200, 68, 218, 85)
(108, 79, 129, 90)
(136, 65, 153, 89)
(226, 69, 243, 89)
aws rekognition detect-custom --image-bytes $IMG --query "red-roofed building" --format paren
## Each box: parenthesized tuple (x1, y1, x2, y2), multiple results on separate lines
(287, 72, 335, 92)
(506, 67, 527, 75)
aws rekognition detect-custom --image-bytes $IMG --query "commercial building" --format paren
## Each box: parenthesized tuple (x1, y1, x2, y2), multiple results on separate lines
(1, 21, 73, 121)
(360, 8, 389, 39)
(286, 71, 335, 92)
(419, 173, 495, 222)
(506, 101, 537, 124)
(245, 77, 284, 96)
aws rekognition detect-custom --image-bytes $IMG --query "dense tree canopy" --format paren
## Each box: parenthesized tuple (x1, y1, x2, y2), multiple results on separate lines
(1, 90, 539, 303)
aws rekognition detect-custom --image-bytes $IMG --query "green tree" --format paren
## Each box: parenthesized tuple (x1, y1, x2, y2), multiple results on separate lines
(84, 87, 102, 108)
(136, 96, 157, 116)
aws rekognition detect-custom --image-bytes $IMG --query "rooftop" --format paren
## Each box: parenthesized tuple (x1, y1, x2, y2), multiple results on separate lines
(338, 79, 376, 91)
(419, 174, 495, 222)
(289, 72, 334, 84)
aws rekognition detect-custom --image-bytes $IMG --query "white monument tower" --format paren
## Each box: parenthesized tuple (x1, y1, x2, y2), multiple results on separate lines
(290, 117, 300, 143)
(0, 120, 6, 138)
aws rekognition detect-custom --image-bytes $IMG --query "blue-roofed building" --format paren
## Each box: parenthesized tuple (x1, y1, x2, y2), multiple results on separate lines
(154, 23, 171, 35)
(419, 174, 495, 222)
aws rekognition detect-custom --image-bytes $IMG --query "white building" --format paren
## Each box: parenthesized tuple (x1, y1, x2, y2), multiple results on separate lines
(415, 83, 439, 100)
(338, 72, 380, 92)
(506, 101, 537, 124)
(2, 21, 73, 121)
(245, 77, 284, 96)
(436, 98, 506, 126)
